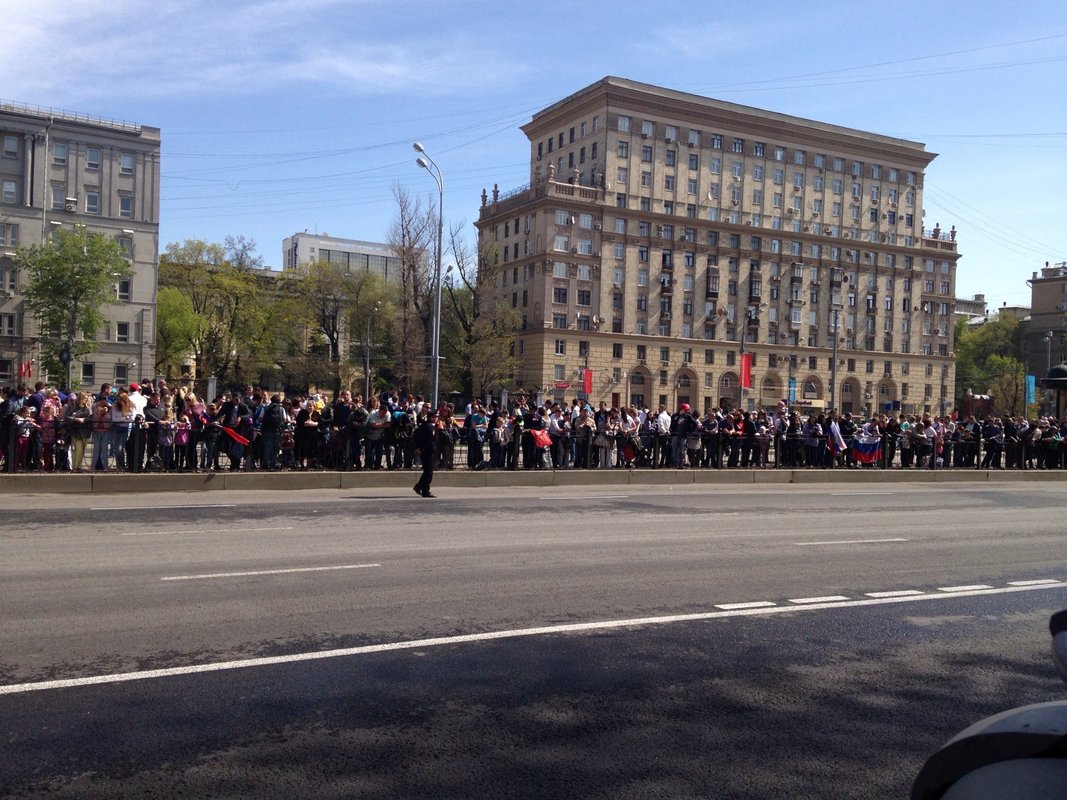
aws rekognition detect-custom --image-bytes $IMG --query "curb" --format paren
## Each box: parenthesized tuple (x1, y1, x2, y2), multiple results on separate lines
(2, 468, 1066, 494)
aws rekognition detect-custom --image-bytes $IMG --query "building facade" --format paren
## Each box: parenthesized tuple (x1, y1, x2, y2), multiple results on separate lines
(476, 77, 960, 417)
(954, 293, 988, 322)
(1027, 261, 1067, 377)
(0, 100, 160, 388)
(282, 232, 402, 284)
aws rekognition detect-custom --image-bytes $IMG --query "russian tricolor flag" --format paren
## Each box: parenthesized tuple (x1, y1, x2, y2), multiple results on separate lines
(851, 438, 883, 465)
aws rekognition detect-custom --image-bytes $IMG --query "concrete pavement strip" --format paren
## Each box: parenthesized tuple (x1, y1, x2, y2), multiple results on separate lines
(1, 468, 1065, 494)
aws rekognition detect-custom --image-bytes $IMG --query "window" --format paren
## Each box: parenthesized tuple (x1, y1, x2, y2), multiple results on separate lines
(52, 185, 66, 210)
(555, 339, 566, 356)
(86, 147, 101, 169)
(115, 321, 130, 343)
(85, 190, 100, 215)
(0, 313, 16, 336)
(52, 142, 69, 165)
(553, 314, 567, 329)
(117, 279, 131, 301)
(3, 135, 18, 159)
(120, 152, 134, 174)
(1, 180, 16, 204)
(665, 150, 676, 167)
(553, 287, 568, 304)
(641, 145, 653, 162)
(617, 140, 629, 158)
(119, 194, 133, 218)
(577, 290, 591, 306)
(665, 125, 678, 141)
(617, 115, 631, 132)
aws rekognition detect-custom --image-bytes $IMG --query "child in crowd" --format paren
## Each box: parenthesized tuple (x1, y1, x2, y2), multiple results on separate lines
(37, 405, 58, 471)
(14, 406, 38, 471)
(157, 409, 176, 471)
(174, 415, 191, 471)
(200, 404, 221, 471)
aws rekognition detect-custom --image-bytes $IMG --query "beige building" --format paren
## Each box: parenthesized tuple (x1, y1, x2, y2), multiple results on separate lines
(1026, 261, 1067, 376)
(0, 100, 161, 388)
(476, 77, 960, 417)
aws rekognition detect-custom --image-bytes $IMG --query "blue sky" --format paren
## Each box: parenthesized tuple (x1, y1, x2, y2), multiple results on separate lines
(4, 0, 1066, 311)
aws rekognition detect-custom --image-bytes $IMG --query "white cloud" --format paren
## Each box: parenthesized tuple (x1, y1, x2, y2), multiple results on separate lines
(0, 0, 509, 104)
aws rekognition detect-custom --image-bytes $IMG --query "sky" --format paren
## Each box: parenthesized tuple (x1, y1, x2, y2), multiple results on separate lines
(4, 0, 1066, 312)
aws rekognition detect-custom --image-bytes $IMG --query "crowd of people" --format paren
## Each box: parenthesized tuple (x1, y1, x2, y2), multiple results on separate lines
(2, 380, 1066, 474)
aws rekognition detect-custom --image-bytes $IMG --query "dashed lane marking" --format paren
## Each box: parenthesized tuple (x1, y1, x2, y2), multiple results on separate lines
(788, 595, 851, 604)
(123, 526, 295, 537)
(794, 538, 909, 546)
(1008, 579, 1062, 586)
(90, 504, 237, 511)
(938, 584, 994, 592)
(2, 580, 1064, 696)
(714, 601, 777, 610)
(161, 563, 381, 581)
(866, 590, 926, 598)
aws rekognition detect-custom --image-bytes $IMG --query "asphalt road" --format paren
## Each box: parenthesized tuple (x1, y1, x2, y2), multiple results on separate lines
(2, 482, 1066, 798)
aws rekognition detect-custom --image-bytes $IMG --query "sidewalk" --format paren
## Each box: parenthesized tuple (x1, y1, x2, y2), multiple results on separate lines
(2, 467, 1066, 494)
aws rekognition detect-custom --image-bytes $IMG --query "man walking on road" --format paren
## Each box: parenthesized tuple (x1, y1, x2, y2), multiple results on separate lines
(413, 408, 438, 498)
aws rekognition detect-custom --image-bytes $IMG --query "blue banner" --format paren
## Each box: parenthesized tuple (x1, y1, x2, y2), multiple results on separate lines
(1026, 374, 1036, 405)
(788, 377, 796, 404)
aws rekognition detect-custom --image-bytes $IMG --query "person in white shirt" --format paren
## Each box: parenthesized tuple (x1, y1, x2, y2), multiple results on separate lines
(127, 382, 148, 417)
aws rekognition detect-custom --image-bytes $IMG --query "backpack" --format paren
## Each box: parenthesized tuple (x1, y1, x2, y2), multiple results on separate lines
(264, 403, 285, 431)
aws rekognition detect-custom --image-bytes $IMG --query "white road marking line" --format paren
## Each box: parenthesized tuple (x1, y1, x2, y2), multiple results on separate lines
(1008, 579, 1061, 587)
(715, 601, 777, 610)
(90, 504, 237, 511)
(794, 538, 909, 546)
(3, 581, 1064, 697)
(788, 595, 852, 604)
(123, 526, 296, 537)
(161, 563, 381, 581)
(829, 492, 891, 496)
(938, 584, 993, 592)
(866, 590, 925, 598)
(537, 495, 629, 500)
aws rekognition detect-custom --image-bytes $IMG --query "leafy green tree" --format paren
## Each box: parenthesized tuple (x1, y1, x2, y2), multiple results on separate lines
(280, 260, 391, 397)
(154, 287, 201, 379)
(158, 238, 275, 387)
(16, 225, 130, 385)
(954, 314, 1023, 404)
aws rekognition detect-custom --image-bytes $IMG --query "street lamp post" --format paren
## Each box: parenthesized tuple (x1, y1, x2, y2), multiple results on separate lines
(737, 304, 766, 412)
(413, 142, 445, 411)
(829, 307, 840, 413)
(364, 301, 381, 402)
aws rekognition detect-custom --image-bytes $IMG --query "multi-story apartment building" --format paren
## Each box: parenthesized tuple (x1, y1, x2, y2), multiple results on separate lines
(1027, 261, 1067, 376)
(282, 232, 403, 284)
(0, 100, 160, 388)
(476, 77, 960, 417)
(954, 294, 988, 322)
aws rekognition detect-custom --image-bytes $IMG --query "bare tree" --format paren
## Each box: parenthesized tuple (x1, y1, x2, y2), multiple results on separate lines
(388, 185, 435, 393)
(440, 223, 517, 400)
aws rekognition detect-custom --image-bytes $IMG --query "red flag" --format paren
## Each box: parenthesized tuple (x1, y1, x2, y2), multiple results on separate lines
(18, 361, 24, 378)
(582, 368, 593, 394)
(25, 360, 32, 378)
(740, 353, 752, 389)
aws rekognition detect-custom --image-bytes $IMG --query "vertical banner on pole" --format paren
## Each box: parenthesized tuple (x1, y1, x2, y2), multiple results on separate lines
(1025, 374, 1036, 406)
(582, 368, 593, 395)
(740, 353, 752, 390)
(788, 376, 797, 404)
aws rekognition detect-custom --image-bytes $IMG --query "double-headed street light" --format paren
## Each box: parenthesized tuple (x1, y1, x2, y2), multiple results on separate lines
(413, 142, 444, 411)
